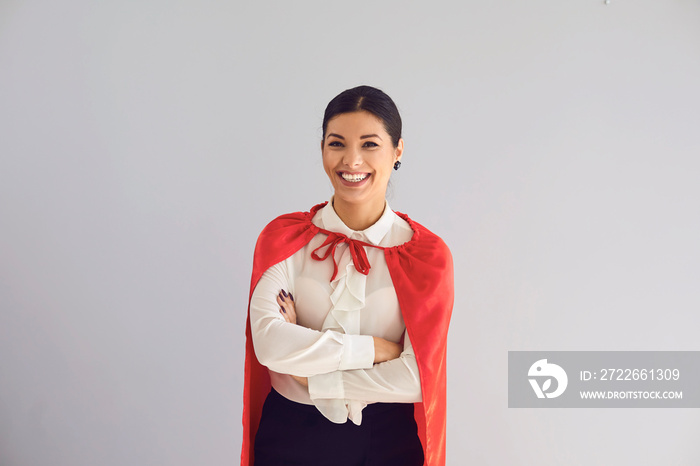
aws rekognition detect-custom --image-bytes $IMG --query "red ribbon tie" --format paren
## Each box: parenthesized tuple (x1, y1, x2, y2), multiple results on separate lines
(311, 230, 378, 282)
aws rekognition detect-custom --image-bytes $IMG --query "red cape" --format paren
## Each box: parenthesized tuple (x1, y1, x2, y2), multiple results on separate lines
(242, 203, 454, 466)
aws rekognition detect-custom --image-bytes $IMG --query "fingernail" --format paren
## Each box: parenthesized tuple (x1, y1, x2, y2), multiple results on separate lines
(281, 308, 286, 314)
(282, 290, 288, 297)
(289, 292, 294, 301)
(278, 292, 283, 300)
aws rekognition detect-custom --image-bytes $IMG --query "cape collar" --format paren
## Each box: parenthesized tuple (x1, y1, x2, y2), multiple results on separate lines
(309, 202, 421, 251)
(319, 198, 396, 247)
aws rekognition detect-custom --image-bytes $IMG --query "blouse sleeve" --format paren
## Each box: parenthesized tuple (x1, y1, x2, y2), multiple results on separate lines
(306, 329, 422, 403)
(250, 261, 376, 377)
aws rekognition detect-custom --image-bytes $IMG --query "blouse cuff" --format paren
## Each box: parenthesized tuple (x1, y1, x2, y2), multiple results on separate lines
(308, 371, 344, 400)
(339, 334, 374, 370)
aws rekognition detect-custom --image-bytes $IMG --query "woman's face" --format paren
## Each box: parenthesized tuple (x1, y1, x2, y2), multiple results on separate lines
(322, 111, 403, 210)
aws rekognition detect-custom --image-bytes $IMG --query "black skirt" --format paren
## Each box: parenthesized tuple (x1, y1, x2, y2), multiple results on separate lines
(254, 388, 424, 466)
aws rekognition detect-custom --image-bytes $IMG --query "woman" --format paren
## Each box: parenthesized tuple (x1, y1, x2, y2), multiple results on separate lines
(242, 86, 453, 466)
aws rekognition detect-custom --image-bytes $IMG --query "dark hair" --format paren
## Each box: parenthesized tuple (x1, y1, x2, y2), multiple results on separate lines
(322, 85, 402, 147)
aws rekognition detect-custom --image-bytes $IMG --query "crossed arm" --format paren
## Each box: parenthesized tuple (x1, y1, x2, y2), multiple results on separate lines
(277, 291, 403, 383)
(249, 262, 422, 403)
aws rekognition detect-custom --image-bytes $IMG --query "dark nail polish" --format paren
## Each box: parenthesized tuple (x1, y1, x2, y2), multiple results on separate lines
(282, 290, 288, 298)
(281, 308, 286, 314)
(278, 292, 283, 300)
(289, 292, 294, 301)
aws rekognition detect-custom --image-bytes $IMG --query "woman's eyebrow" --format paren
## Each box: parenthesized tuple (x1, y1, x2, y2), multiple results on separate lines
(327, 133, 383, 140)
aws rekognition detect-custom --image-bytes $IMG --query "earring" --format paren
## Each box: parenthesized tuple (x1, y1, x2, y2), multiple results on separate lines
(393, 161, 401, 170)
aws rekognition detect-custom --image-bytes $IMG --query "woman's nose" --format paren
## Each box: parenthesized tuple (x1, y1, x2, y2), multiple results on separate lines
(343, 147, 363, 167)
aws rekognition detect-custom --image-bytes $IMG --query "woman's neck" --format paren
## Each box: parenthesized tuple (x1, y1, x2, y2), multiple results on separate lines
(332, 196, 386, 231)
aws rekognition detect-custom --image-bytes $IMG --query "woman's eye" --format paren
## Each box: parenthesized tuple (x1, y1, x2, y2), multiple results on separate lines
(363, 141, 378, 147)
(328, 141, 343, 147)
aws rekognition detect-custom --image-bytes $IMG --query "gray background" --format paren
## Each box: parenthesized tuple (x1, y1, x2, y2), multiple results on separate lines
(1, 1, 699, 465)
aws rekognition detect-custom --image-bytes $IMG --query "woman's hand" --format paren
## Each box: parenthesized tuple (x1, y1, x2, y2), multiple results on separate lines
(277, 290, 307, 385)
(277, 290, 296, 324)
(373, 337, 402, 363)
(291, 375, 309, 387)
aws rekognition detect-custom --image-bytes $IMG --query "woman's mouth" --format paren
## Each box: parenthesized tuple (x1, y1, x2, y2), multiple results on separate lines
(341, 172, 369, 182)
(338, 172, 370, 186)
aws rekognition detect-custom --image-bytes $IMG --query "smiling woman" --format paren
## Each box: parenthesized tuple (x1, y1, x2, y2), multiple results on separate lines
(242, 86, 454, 466)
(322, 109, 403, 231)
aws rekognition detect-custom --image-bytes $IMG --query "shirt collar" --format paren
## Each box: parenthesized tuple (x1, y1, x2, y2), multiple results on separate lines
(321, 198, 396, 246)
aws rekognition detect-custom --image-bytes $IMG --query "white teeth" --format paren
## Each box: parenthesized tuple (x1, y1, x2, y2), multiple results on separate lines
(341, 173, 369, 182)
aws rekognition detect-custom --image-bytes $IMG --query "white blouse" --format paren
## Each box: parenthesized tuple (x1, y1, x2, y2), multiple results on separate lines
(249, 200, 422, 425)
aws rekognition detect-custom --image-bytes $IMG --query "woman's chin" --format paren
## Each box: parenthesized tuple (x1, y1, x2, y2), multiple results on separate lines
(332, 189, 384, 208)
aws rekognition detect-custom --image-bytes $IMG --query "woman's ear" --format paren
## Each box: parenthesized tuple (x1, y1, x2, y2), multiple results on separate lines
(394, 138, 404, 163)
